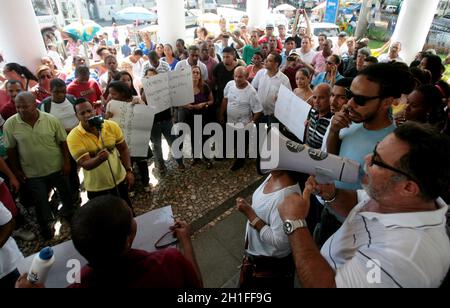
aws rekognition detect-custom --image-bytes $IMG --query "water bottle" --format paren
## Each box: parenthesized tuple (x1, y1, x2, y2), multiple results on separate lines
(27, 247, 55, 284)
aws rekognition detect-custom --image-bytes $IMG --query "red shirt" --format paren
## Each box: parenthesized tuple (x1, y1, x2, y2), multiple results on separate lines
(67, 79, 102, 104)
(0, 90, 17, 120)
(32, 86, 51, 103)
(68, 248, 202, 288)
(258, 36, 283, 53)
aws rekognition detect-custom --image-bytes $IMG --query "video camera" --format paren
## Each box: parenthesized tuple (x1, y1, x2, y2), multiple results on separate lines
(88, 116, 105, 131)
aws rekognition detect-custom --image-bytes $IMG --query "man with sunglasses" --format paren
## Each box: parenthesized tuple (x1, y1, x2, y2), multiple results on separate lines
(311, 55, 344, 88)
(278, 122, 450, 288)
(326, 63, 398, 192)
(317, 64, 399, 245)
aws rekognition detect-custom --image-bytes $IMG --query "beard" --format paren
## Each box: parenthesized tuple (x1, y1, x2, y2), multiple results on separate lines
(362, 164, 395, 202)
(348, 106, 379, 124)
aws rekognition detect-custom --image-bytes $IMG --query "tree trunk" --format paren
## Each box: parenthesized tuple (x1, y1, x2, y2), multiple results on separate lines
(355, 0, 371, 40)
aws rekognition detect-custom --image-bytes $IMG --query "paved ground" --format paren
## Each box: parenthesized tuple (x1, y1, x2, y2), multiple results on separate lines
(193, 210, 246, 288)
(15, 156, 263, 258)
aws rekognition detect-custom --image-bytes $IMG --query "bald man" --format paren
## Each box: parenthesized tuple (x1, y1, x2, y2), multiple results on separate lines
(3, 92, 74, 240)
(305, 83, 333, 149)
(221, 66, 263, 171)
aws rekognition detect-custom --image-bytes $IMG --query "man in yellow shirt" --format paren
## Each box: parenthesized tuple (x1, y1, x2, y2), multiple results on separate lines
(67, 99, 134, 209)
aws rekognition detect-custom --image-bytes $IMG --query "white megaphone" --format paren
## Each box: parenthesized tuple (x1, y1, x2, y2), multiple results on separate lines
(259, 126, 361, 184)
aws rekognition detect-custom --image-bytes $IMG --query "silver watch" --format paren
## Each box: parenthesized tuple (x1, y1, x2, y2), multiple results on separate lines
(283, 219, 307, 235)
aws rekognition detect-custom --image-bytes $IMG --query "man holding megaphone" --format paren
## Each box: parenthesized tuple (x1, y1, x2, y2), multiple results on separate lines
(277, 122, 450, 288)
(67, 99, 134, 209)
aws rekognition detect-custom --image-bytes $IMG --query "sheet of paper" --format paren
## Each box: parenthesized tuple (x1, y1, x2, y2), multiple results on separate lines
(18, 206, 174, 288)
(142, 70, 195, 113)
(109, 100, 154, 157)
(275, 85, 312, 142)
(169, 69, 195, 107)
(142, 73, 171, 114)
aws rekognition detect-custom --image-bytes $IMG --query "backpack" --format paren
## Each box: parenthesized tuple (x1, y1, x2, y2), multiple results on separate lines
(39, 94, 77, 113)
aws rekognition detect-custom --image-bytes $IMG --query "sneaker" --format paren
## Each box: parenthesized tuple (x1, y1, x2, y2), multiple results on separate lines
(205, 160, 213, 169)
(177, 162, 186, 171)
(13, 228, 36, 241)
(191, 158, 201, 166)
(154, 164, 167, 176)
(41, 223, 55, 241)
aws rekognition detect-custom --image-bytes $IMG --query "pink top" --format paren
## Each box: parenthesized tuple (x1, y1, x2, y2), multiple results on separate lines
(312, 52, 327, 76)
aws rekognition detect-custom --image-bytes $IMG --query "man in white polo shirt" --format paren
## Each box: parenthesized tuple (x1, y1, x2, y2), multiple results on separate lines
(175, 45, 208, 81)
(278, 122, 450, 288)
(221, 67, 263, 171)
(252, 52, 291, 125)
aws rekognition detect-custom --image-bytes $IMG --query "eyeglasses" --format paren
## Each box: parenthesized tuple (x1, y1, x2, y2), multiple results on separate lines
(370, 142, 417, 181)
(345, 89, 381, 106)
(40, 75, 52, 80)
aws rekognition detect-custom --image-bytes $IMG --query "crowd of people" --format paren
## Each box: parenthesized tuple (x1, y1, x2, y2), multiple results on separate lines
(1, 8, 450, 288)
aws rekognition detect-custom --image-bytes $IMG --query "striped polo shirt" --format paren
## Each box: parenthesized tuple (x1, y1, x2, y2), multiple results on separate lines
(306, 109, 333, 149)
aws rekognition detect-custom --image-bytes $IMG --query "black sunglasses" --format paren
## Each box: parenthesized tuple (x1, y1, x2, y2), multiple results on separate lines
(346, 89, 381, 106)
(370, 142, 417, 181)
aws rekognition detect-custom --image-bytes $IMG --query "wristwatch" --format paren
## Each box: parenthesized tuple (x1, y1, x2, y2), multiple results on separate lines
(125, 166, 134, 173)
(283, 219, 307, 235)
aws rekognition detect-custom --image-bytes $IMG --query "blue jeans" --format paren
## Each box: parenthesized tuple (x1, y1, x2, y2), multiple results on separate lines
(26, 172, 74, 228)
(150, 120, 183, 167)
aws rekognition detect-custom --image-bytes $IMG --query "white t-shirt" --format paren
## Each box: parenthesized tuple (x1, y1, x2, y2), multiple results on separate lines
(175, 59, 209, 81)
(321, 190, 450, 288)
(224, 81, 262, 125)
(378, 53, 405, 63)
(252, 69, 292, 116)
(297, 49, 317, 65)
(50, 100, 79, 130)
(130, 58, 144, 85)
(246, 175, 302, 258)
(0, 202, 24, 279)
(333, 43, 349, 57)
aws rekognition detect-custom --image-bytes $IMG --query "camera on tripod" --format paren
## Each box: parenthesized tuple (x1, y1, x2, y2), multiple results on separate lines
(88, 116, 105, 131)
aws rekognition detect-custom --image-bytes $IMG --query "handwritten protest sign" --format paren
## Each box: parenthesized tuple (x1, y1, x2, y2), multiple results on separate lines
(275, 85, 312, 142)
(109, 100, 154, 157)
(142, 70, 194, 114)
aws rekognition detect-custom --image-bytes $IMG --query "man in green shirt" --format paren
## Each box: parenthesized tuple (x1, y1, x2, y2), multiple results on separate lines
(4, 92, 74, 240)
(242, 30, 261, 65)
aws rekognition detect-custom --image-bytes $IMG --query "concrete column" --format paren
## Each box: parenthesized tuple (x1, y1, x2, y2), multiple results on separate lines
(391, 0, 440, 64)
(157, 0, 186, 46)
(247, 0, 269, 30)
(0, 0, 47, 72)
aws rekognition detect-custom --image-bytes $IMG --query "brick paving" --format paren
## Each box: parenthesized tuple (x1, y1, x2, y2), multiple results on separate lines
(16, 157, 263, 257)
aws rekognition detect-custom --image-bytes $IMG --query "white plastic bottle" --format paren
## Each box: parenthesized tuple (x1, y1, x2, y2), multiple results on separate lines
(27, 247, 55, 284)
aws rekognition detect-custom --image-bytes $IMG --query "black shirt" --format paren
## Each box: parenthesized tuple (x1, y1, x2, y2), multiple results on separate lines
(213, 62, 242, 103)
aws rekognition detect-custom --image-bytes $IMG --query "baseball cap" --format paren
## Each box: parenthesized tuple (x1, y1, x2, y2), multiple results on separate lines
(338, 31, 348, 38)
(266, 23, 275, 29)
(289, 50, 301, 57)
